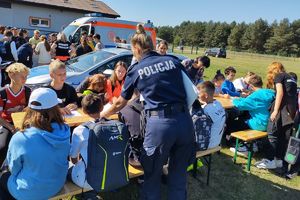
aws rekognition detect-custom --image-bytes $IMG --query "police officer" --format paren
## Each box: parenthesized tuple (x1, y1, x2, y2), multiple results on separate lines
(101, 24, 194, 200)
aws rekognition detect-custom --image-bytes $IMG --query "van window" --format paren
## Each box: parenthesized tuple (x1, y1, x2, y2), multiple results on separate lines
(73, 25, 90, 44)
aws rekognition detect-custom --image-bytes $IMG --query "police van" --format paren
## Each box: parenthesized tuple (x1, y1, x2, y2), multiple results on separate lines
(62, 15, 156, 47)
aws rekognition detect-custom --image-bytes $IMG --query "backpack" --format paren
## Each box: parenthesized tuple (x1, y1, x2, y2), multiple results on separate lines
(0, 86, 31, 110)
(191, 101, 213, 151)
(82, 118, 130, 192)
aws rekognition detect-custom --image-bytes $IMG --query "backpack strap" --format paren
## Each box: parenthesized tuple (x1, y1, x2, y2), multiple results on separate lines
(0, 87, 7, 110)
(24, 86, 31, 104)
(128, 98, 144, 114)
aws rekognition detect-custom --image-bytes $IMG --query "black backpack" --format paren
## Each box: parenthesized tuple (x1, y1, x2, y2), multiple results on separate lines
(82, 118, 130, 192)
(191, 101, 213, 151)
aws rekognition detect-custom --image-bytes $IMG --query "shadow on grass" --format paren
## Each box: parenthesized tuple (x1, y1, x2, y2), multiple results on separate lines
(72, 149, 300, 200)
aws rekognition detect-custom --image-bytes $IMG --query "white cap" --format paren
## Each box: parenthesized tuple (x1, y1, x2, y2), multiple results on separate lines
(28, 88, 61, 110)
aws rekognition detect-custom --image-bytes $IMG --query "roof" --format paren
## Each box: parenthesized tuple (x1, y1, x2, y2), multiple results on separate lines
(13, 0, 120, 18)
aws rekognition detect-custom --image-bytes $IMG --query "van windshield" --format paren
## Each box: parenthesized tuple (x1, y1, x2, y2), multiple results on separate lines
(66, 50, 115, 72)
(62, 25, 78, 42)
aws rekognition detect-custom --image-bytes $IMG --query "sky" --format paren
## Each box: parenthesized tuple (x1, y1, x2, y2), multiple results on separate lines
(100, 0, 300, 27)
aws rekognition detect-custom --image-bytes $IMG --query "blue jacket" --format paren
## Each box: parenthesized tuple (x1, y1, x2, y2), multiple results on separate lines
(17, 43, 33, 68)
(7, 123, 70, 200)
(233, 89, 275, 131)
(222, 80, 240, 97)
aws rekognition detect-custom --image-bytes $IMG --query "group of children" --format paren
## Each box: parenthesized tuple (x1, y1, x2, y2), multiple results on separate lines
(0, 38, 299, 199)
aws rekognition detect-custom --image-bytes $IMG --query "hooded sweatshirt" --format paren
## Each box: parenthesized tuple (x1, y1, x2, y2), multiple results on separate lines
(6, 123, 70, 200)
(232, 89, 275, 131)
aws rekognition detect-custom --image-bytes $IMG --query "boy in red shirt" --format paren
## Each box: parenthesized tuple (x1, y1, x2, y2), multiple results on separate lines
(0, 63, 31, 151)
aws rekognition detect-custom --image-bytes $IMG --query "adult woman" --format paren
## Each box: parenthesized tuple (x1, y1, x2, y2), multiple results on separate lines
(106, 61, 127, 103)
(101, 24, 194, 200)
(255, 62, 297, 170)
(156, 40, 168, 55)
(35, 35, 52, 65)
(51, 33, 71, 62)
(75, 37, 92, 57)
(0, 88, 70, 200)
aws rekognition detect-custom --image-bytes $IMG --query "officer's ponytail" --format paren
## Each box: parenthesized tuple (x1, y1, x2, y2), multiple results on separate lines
(131, 24, 154, 53)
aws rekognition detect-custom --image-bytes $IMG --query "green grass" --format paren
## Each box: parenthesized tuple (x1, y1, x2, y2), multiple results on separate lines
(70, 50, 300, 200)
(173, 48, 300, 84)
(72, 148, 300, 200)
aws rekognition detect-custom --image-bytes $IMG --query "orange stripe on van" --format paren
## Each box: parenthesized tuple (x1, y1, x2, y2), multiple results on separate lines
(90, 21, 157, 46)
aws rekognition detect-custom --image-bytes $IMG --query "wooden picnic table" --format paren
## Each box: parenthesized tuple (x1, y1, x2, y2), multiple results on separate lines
(11, 110, 119, 129)
(214, 97, 234, 109)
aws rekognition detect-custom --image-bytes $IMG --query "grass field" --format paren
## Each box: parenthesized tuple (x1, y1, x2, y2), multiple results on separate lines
(70, 51, 300, 200)
(173, 48, 300, 84)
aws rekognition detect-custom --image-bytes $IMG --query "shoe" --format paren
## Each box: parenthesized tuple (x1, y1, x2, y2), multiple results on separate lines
(275, 159, 283, 168)
(230, 147, 248, 157)
(256, 159, 277, 169)
(286, 172, 298, 179)
(254, 159, 268, 166)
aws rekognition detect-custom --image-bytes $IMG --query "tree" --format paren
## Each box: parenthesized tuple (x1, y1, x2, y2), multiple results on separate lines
(241, 19, 271, 52)
(157, 26, 174, 43)
(211, 22, 231, 48)
(228, 23, 247, 50)
(264, 18, 296, 56)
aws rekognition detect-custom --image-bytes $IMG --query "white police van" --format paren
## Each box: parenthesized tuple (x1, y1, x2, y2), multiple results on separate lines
(62, 14, 156, 47)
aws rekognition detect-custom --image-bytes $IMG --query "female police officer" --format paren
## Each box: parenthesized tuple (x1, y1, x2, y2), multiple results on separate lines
(101, 24, 194, 200)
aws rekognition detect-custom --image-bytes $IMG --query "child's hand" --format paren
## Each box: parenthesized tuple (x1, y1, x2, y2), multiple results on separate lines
(60, 107, 72, 115)
(7, 105, 24, 112)
(66, 104, 77, 111)
(270, 110, 278, 122)
(223, 94, 230, 99)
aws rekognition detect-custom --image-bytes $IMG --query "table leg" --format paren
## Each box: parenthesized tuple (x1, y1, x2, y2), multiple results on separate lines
(233, 138, 239, 164)
(247, 143, 253, 172)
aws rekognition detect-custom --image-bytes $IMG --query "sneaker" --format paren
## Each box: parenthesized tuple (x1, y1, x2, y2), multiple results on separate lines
(256, 159, 277, 169)
(285, 172, 298, 180)
(275, 159, 283, 168)
(230, 147, 248, 157)
(254, 159, 268, 166)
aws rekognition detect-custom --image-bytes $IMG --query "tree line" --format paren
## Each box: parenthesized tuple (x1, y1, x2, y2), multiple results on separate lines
(156, 18, 300, 57)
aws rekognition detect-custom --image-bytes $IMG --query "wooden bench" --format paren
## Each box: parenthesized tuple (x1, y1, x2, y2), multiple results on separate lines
(50, 147, 221, 199)
(192, 146, 221, 186)
(231, 130, 268, 171)
(49, 165, 144, 200)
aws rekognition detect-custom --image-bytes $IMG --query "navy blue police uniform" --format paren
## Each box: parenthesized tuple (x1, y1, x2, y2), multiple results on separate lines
(121, 51, 194, 200)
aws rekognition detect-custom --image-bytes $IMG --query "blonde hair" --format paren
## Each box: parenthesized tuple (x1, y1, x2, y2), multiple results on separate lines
(87, 74, 106, 92)
(131, 24, 154, 53)
(266, 62, 286, 89)
(6, 63, 29, 75)
(57, 32, 67, 42)
(49, 60, 66, 73)
(245, 71, 255, 78)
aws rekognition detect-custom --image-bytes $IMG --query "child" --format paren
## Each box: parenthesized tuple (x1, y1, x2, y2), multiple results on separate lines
(184, 56, 210, 85)
(69, 94, 103, 189)
(255, 62, 298, 170)
(82, 74, 106, 96)
(0, 63, 31, 152)
(221, 66, 241, 97)
(156, 40, 168, 55)
(197, 81, 226, 148)
(231, 75, 275, 131)
(233, 71, 255, 92)
(0, 88, 70, 200)
(47, 60, 78, 115)
(212, 70, 230, 98)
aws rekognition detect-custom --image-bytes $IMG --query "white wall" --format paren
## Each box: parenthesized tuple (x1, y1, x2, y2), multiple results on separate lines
(0, 3, 86, 33)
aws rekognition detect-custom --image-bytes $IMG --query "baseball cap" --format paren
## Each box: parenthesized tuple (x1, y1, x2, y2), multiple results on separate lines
(28, 88, 61, 110)
(11, 27, 17, 30)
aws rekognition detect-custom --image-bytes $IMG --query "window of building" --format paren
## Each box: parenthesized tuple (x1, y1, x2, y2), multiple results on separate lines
(29, 17, 51, 28)
(0, 1, 11, 8)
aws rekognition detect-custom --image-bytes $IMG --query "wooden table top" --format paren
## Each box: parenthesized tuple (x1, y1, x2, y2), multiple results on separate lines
(231, 130, 268, 142)
(11, 109, 94, 129)
(11, 110, 119, 129)
(214, 97, 234, 109)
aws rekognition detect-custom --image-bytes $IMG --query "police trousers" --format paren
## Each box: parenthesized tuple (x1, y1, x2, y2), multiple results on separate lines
(140, 110, 195, 200)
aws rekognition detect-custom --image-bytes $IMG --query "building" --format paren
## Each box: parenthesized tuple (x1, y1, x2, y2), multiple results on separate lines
(0, 0, 120, 34)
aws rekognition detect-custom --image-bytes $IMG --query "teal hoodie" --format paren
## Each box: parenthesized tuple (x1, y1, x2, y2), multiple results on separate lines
(232, 89, 275, 131)
(6, 123, 70, 200)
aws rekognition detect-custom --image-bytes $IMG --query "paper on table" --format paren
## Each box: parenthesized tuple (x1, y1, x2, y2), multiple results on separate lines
(103, 103, 112, 112)
(64, 110, 82, 118)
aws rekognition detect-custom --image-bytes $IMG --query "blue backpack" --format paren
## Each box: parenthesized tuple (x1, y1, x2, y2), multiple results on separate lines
(83, 119, 130, 192)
